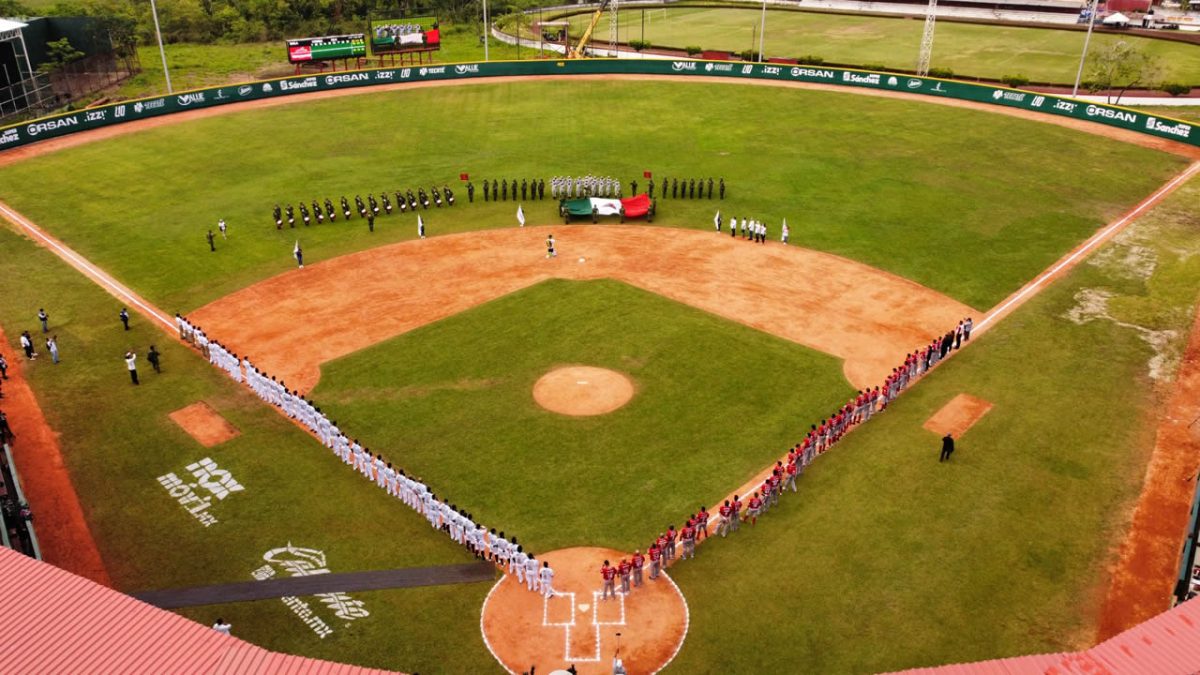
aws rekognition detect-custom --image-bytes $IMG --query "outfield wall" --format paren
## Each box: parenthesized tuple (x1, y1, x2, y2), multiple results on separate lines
(0, 58, 1195, 151)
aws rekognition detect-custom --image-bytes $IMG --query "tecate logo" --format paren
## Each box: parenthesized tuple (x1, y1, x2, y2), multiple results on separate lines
(176, 92, 206, 106)
(419, 67, 427, 76)
(238, 85, 253, 96)
(132, 98, 165, 114)
(906, 78, 922, 89)
(672, 61, 697, 71)
(324, 72, 368, 85)
(455, 64, 479, 74)
(991, 90, 1026, 102)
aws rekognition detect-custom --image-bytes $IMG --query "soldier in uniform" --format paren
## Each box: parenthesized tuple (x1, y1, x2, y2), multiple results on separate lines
(719, 177, 726, 199)
(367, 212, 375, 233)
(630, 179, 638, 195)
(312, 200, 324, 223)
(483, 179, 490, 202)
(521, 179, 528, 201)
(501, 179, 508, 201)
(491, 179, 498, 201)
(299, 202, 310, 226)
(418, 188, 430, 209)
(444, 185, 455, 206)
(648, 178, 655, 199)
(395, 191, 407, 213)
(707, 177, 714, 199)
(341, 196, 352, 219)
(325, 198, 336, 221)
(273, 204, 282, 229)
(672, 179, 678, 198)
(689, 178, 696, 198)
(369, 194, 379, 215)
(407, 189, 418, 210)
(432, 186, 443, 207)
(467, 181, 475, 203)
(538, 178, 545, 200)
(382, 192, 392, 215)
(285, 204, 295, 227)
(355, 195, 367, 218)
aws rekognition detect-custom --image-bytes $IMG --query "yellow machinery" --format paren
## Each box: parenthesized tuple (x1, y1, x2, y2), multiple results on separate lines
(568, 0, 613, 58)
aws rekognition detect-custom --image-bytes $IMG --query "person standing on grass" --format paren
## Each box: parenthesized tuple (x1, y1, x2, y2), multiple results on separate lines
(46, 335, 59, 365)
(212, 618, 232, 635)
(125, 350, 139, 385)
(38, 308, 48, 333)
(19, 331, 35, 359)
(207, 229, 216, 252)
(119, 308, 130, 331)
(744, 492, 762, 526)
(218, 218, 227, 239)
(940, 433, 955, 462)
(147, 345, 161, 373)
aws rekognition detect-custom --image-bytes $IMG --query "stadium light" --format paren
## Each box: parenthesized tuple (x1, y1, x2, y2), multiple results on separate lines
(758, 0, 767, 62)
(1071, 0, 1099, 97)
(149, 0, 173, 93)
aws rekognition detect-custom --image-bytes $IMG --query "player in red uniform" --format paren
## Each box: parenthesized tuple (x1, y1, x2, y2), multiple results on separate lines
(731, 495, 743, 532)
(696, 506, 710, 541)
(601, 560, 617, 600)
(631, 549, 645, 587)
(664, 525, 678, 561)
(618, 558, 632, 594)
(648, 541, 663, 580)
(680, 521, 696, 559)
(745, 491, 763, 526)
(717, 500, 733, 537)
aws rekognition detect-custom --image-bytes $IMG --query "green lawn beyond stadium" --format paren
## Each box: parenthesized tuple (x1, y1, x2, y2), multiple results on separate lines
(0, 81, 1185, 315)
(563, 7, 1200, 84)
(310, 278, 855, 553)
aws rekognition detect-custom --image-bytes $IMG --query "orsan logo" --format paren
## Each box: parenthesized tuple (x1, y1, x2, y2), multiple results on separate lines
(906, 78, 922, 89)
(238, 85, 253, 96)
(176, 92, 206, 106)
(132, 98, 166, 114)
(455, 64, 479, 74)
(281, 77, 318, 91)
(1145, 116, 1192, 139)
(0, 128, 19, 146)
(374, 70, 393, 80)
(324, 72, 368, 85)
(25, 115, 79, 137)
(842, 72, 880, 85)
(1086, 105, 1136, 123)
(791, 67, 834, 80)
(672, 61, 697, 71)
(991, 90, 1026, 102)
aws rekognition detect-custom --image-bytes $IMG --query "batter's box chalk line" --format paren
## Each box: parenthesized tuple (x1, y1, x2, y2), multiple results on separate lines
(540, 589, 628, 663)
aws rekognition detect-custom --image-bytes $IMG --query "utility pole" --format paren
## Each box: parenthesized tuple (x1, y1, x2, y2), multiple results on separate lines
(758, 0, 767, 62)
(1072, 0, 1099, 97)
(149, 0, 173, 93)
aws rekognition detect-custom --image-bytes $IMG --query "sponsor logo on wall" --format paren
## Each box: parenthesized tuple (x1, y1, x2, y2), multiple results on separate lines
(262, 82, 274, 92)
(1145, 116, 1192, 139)
(842, 72, 881, 85)
(238, 85, 254, 96)
(906, 78, 923, 89)
(455, 64, 480, 74)
(156, 457, 245, 528)
(1085, 104, 1136, 123)
(325, 72, 369, 85)
(176, 92, 206, 106)
(790, 67, 834, 80)
(671, 61, 697, 71)
(132, 98, 166, 114)
(991, 90, 1026, 102)
(251, 543, 370, 638)
(26, 115, 79, 136)
(280, 77, 319, 91)
(0, 128, 20, 145)
(374, 70, 394, 80)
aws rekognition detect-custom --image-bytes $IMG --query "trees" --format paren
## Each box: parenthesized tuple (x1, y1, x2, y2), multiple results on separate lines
(1084, 40, 1163, 104)
(37, 38, 84, 74)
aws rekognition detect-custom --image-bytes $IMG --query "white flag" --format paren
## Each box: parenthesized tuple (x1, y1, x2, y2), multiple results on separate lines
(293, 240, 300, 258)
(517, 204, 526, 227)
(781, 218, 788, 241)
(713, 210, 721, 230)
(417, 214, 424, 231)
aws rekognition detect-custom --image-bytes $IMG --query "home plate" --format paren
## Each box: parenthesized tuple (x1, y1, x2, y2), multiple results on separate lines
(578, 257, 586, 263)
(577, 380, 589, 385)
(578, 603, 591, 612)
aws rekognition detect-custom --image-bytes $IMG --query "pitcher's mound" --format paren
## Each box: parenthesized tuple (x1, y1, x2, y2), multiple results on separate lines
(169, 401, 240, 447)
(923, 393, 993, 437)
(480, 546, 688, 674)
(534, 366, 635, 416)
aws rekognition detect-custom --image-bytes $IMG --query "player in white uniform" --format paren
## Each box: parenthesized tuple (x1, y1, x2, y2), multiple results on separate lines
(512, 547, 529, 583)
(539, 562, 555, 598)
(525, 554, 540, 591)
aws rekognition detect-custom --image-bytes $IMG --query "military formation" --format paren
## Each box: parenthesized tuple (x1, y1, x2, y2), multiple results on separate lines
(647, 175, 724, 200)
(476, 177, 545, 202)
(550, 175, 622, 199)
(271, 185, 456, 229)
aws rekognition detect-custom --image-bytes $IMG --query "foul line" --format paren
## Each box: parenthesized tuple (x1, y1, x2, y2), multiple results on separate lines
(0, 200, 175, 331)
(978, 161, 1200, 331)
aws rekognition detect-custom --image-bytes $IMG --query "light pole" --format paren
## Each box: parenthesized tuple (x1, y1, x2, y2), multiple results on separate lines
(1072, 0, 1099, 97)
(483, 0, 490, 61)
(149, 0, 172, 93)
(758, 0, 767, 62)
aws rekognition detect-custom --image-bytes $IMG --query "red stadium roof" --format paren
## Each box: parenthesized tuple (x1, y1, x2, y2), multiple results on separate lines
(0, 547, 400, 673)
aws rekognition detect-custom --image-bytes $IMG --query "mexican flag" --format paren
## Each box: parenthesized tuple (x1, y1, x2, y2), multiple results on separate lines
(562, 195, 651, 217)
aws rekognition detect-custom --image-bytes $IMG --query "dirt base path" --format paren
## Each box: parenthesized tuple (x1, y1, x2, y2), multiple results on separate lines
(190, 225, 970, 393)
(1096, 301, 1200, 639)
(481, 547, 688, 674)
(2, 75, 1197, 170)
(0, 323, 110, 586)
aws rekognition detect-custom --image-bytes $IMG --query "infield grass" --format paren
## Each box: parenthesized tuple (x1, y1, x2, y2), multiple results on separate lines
(0, 223, 497, 673)
(563, 7, 1200, 84)
(0, 80, 1185, 314)
(310, 278, 856, 553)
(666, 175, 1200, 672)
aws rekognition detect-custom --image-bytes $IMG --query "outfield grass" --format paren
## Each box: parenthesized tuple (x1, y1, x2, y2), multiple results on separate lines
(0, 223, 498, 673)
(665, 174, 1200, 672)
(310, 278, 854, 553)
(563, 7, 1200, 84)
(0, 81, 1184, 314)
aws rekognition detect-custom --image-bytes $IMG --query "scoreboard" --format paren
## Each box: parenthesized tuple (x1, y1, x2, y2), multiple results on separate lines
(286, 34, 367, 63)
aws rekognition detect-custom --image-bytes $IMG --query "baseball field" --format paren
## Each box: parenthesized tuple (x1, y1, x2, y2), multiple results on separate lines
(1, 72, 1199, 674)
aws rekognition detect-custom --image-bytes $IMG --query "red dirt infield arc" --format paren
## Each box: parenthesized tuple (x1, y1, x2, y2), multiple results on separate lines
(533, 366, 636, 416)
(191, 225, 971, 394)
(481, 546, 688, 675)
